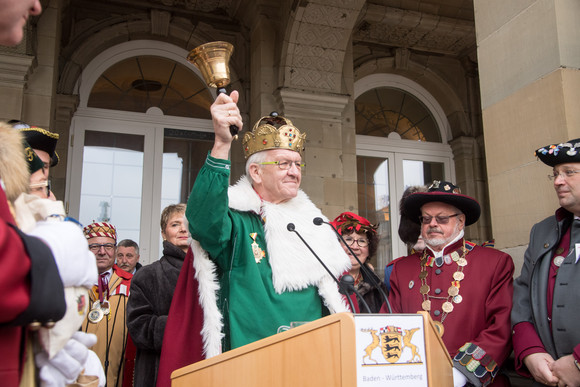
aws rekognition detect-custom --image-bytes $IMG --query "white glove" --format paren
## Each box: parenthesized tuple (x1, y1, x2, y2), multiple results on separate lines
(84, 349, 106, 387)
(452, 367, 468, 387)
(36, 332, 97, 386)
(28, 220, 98, 288)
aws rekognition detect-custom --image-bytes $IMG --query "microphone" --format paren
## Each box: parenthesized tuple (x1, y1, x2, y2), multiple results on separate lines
(286, 223, 356, 313)
(313, 217, 393, 313)
(340, 274, 372, 313)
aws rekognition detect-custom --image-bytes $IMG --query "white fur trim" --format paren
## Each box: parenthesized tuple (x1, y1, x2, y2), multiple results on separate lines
(227, 175, 261, 213)
(190, 240, 223, 358)
(317, 276, 351, 313)
(229, 176, 351, 293)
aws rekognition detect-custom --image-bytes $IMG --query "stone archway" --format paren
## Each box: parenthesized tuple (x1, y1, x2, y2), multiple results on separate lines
(278, 0, 366, 94)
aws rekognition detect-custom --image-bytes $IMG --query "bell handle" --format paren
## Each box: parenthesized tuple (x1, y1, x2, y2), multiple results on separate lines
(217, 87, 239, 139)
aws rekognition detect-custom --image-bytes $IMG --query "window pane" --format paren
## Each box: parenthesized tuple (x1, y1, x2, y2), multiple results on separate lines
(355, 87, 441, 142)
(79, 131, 144, 244)
(159, 129, 214, 257)
(88, 56, 213, 119)
(402, 159, 444, 189)
(161, 129, 215, 206)
(357, 155, 391, 276)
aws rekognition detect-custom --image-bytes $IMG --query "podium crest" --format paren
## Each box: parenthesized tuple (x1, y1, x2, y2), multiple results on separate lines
(381, 326, 403, 363)
(361, 325, 422, 365)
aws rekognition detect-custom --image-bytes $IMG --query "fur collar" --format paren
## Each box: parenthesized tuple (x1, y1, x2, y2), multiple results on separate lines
(0, 122, 30, 203)
(229, 176, 350, 292)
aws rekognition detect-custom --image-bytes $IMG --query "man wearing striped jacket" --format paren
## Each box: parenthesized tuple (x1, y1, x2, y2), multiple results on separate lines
(82, 222, 133, 387)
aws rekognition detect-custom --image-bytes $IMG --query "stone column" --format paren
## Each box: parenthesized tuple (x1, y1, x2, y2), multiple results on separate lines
(21, 0, 61, 126)
(449, 135, 489, 244)
(275, 87, 352, 218)
(0, 54, 35, 120)
(52, 93, 79, 201)
(474, 0, 580, 273)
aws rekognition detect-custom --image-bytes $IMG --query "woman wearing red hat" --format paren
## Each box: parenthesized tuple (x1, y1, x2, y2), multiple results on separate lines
(331, 212, 388, 313)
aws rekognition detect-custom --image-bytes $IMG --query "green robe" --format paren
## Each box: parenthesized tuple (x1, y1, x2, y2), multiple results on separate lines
(186, 155, 330, 351)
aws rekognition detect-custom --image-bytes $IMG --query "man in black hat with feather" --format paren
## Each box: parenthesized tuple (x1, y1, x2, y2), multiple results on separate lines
(388, 180, 514, 387)
(512, 139, 580, 387)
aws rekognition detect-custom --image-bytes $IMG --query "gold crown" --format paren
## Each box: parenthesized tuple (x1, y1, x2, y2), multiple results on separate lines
(242, 113, 306, 159)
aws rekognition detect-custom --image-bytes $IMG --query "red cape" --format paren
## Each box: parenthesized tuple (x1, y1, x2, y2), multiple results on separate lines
(156, 248, 205, 387)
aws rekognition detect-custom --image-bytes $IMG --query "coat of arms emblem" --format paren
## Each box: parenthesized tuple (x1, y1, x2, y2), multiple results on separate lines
(361, 325, 422, 365)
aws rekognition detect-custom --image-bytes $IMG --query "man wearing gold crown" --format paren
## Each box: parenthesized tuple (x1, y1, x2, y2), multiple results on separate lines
(387, 180, 514, 387)
(182, 91, 351, 357)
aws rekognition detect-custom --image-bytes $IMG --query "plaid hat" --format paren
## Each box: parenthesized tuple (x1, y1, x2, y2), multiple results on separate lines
(83, 222, 117, 241)
(10, 120, 60, 167)
(403, 180, 481, 226)
(535, 139, 580, 167)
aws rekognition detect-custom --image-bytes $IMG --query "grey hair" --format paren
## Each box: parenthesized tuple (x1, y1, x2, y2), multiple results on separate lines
(117, 239, 139, 255)
(245, 151, 270, 182)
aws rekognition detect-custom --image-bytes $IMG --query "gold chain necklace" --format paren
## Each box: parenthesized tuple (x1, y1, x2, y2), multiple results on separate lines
(419, 242, 468, 336)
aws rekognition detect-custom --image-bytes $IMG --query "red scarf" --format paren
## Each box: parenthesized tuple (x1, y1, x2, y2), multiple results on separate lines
(156, 248, 205, 387)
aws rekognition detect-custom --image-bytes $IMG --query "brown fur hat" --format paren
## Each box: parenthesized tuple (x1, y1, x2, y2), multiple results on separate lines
(0, 122, 31, 203)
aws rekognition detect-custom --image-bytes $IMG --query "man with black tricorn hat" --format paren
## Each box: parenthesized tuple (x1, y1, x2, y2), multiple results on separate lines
(11, 120, 60, 199)
(387, 180, 514, 387)
(512, 139, 580, 387)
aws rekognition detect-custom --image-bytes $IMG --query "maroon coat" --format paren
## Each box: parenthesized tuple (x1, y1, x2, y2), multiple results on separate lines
(388, 238, 514, 386)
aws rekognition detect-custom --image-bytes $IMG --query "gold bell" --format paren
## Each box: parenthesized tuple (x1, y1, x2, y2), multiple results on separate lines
(187, 41, 233, 89)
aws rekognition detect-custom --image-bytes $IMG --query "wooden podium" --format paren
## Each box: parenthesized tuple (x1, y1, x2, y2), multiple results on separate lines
(171, 312, 452, 386)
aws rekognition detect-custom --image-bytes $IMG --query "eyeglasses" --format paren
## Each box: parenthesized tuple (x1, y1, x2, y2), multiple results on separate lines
(343, 236, 369, 247)
(89, 243, 116, 252)
(258, 160, 305, 170)
(29, 179, 51, 197)
(548, 169, 580, 181)
(419, 213, 460, 225)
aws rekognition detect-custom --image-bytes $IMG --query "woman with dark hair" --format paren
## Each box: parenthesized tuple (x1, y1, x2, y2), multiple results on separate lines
(127, 204, 189, 386)
(331, 212, 388, 313)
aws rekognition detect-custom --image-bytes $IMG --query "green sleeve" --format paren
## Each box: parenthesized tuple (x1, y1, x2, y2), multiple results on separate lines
(185, 153, 233, 267)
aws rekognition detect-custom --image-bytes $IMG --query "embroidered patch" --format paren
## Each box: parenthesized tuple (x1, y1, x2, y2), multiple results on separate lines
(77, 294, 86, 315)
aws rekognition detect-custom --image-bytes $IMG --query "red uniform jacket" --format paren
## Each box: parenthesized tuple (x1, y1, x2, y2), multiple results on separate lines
(388, 238, 514, 386)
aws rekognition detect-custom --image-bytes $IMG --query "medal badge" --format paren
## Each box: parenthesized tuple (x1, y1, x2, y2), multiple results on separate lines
(553, 256, 565, 267)
(88, 301, 104, 323)
(101, 300, 110, 315)
(433, 320, 445, 337)
(250, 233, 265, 263)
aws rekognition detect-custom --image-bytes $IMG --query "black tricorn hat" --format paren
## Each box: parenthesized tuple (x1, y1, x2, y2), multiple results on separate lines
(10, 120, 59, 167)
(403, 180, 481, 226)
(535, 139, 580, 167)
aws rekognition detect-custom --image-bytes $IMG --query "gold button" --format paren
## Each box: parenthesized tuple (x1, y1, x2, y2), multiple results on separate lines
(44, 320, 55, 328)
(544, 243, 549, 248)
(29, 321, 41, 331)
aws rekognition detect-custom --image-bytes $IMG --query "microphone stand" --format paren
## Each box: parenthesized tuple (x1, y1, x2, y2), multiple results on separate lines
(313, 217, 393, 313)
(287, 223, 356, 313)
(340, 274, 372, 313)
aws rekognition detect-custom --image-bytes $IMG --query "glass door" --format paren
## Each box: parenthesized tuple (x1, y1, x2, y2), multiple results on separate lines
(356, 136, 455, 278)
(67, 116, 156, 261)
(67, 112, 215, 264)
(357, 153, 395, 278)
(78, 131, 145, 242)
